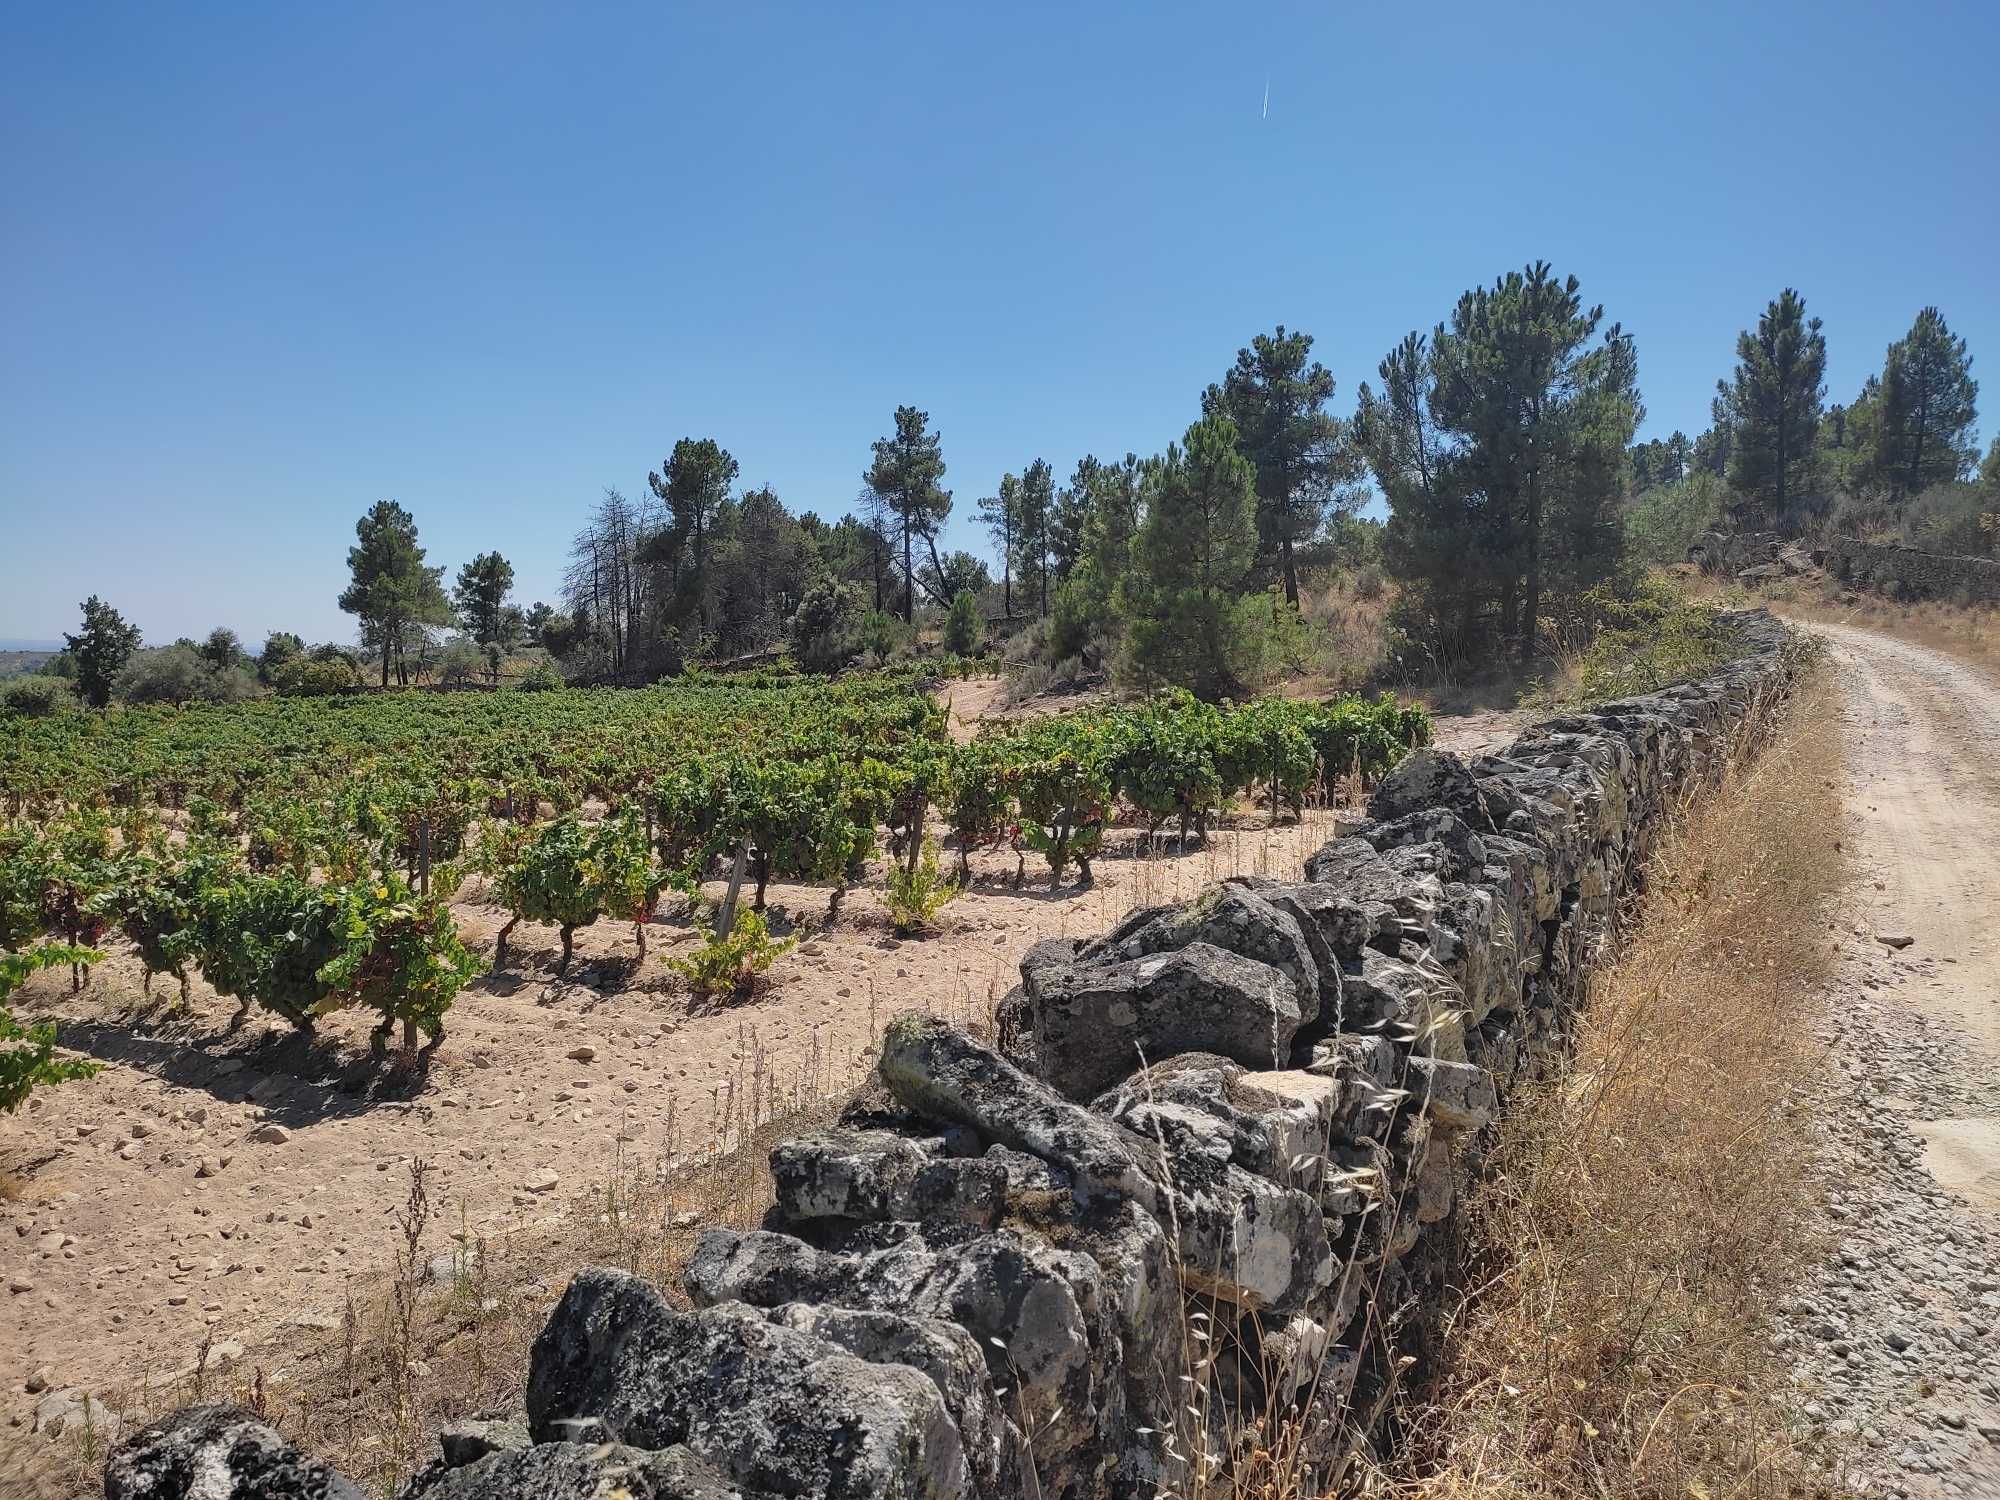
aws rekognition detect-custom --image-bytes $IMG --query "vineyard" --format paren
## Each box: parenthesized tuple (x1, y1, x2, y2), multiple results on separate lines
(0, 670, 1428, 1077)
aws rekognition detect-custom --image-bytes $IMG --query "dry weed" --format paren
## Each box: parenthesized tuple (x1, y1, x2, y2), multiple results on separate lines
(1388, 666, 1849, 1499)
(1683, 568, 2000, 679)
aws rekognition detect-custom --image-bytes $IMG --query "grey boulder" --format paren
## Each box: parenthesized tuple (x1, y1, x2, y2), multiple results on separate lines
(1020, 942, 1305, 1100)
(105, 1404, 363, 1500)
(527, 1269, 968, 1500)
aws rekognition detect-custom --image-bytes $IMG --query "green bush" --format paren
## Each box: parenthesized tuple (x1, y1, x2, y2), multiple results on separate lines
(494, 813, 660, 971)
(1, 944, 104, 1112)
(668, 908, 794, 1001)
(859, 610, 903, 667)
(272, 656, 360, 697)
(941, 591, 983, 656)
(792, 575, 865, 674)
(884, 837, 960, 935)
(318, 872, 481, 1057)
(1, 675, 77, 718)
(1901, 482, 1995, 558)
(1543, 579, 1740, 706)
(116, 644, 259, 705)
(515, 662, 564, 692)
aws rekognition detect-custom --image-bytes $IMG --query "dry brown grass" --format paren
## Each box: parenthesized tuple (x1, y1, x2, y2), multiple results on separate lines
(1682, 568, 2000, 680)
(1293, 567, 1395, 691)
(1389, 664, 1849, 1499)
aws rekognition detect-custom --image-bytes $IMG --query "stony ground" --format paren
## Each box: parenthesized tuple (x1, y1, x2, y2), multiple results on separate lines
(1779, 624, 2000, 1497)
(0, 790, 1368, 1478)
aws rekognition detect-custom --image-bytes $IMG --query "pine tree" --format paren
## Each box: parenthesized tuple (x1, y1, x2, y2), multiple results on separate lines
(1356, 265, 1638, 662)
(1051, 456, 1099, 583)
(1430, 264, 1637, 657)
(1873, 307, 1980, 499)
(1119, 413, 1263, 698)
(452, 552, 515, 645)
(1201, 325, 1356, 604)
(63, 597, 142, 708)
(646, 439, 739, 630)
(1718, 289, 1826, 528)
(977, 474, 1022, 618)
(1355, 333, 1492, 657)
(864, 407, 951, 624)
(1016, 459, 1055, 618)
(338, 501, 451, 688)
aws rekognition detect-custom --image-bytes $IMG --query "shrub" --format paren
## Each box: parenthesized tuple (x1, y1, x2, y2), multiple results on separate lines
(1351, 562, 1387, 601)
(941, 590, 984, 656)
(859, 610, 903, 667)
(792, 575, 865, 674)
(884, 837, 960, 935)
(116, 644, 259, 705)
(1, 675, 76, 718)
(272, 656, 360, 697)
(1901, 482, 1995, 558)
(191, 869, 351, 1030)
(1543, 579, 1740, 706)
(435, 637, 482, 687)
(515, 662, 564, 692)
(493, 813, 660, 971)
(318, 872, 482, 1059)
(1624, 473, 1725, 565)
(668, 908, 794, 1001)
(1046, 577, 1097, 664)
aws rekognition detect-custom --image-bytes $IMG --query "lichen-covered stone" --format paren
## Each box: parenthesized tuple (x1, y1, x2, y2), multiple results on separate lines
(1021, 942, 1305, 1100)
(401, 1441, 749, 1500)
(876, 1012, 1170, 1215)
(105, 1405, 364, 1500)
(527, 1269, 968, 1499)
(1078, 884, 1320, 1024)
(770, 1128, 1007, 1232)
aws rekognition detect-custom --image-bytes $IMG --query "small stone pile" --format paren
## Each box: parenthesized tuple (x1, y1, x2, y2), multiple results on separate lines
(104, 611, 1801, 1500)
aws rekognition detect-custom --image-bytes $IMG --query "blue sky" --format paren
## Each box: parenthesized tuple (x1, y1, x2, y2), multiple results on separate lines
(3, 0, 1995, 646)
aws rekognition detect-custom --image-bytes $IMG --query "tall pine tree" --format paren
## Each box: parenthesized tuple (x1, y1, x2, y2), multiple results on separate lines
(1718, 289, 1826, 528)
(1201, 326, 1356, 604)
(1119, 413, 1263, 698)
(1016, 459, 1055, 618)
(1356, 265, 1639, 662)
(976, 474, 1022, 618)
(339, 501, 450, 687)
(1872, 307, 1979, 499)
(864, 407, 951, 624)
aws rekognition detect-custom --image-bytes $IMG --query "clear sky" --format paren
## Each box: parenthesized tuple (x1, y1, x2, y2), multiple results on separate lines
(3, 0, 1995, 647)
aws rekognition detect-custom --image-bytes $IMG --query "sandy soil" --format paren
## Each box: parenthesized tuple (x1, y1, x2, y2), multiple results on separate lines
(1783, 622, 2000, 1494)
(0, 793, 1346, 1451)
(1819, 622, 2000, 1158)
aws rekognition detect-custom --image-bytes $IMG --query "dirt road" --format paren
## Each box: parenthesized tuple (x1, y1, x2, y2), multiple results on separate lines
(1786, 623, 2000, 1494)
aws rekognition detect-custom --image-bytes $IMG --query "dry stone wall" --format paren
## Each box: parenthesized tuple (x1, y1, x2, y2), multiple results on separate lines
(1824, 535, 2000, 603)
(105, 611, 1804, 1500)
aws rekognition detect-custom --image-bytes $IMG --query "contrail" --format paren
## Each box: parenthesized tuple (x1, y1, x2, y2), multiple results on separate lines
(1262, 78, 1269, 119)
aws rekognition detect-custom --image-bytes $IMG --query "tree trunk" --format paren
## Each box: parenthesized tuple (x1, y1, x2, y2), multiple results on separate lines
(381, 632, 392, 689)
(1520, 466, 1542, 663)
(1280, 535, 1300, 606)
(902, 516, 914, 624)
